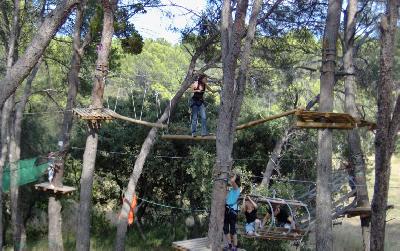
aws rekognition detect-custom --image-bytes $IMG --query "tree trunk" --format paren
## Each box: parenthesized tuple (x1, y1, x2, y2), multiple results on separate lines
(316, 1, 341, 251)
(114, 51, 201, 251)
(260, 95, 319, 187)
(260, 128, 291, 186)
(6, 1, 23, 249)
(370, 1, 399, 250)
(343, 1, 370, 250)
(209, 1, 262, 250)
(0, 97, 13, 249)
(8, 59, 40, 250)
(49, 1, 89, 250)
(76, 1, 117, 250)
(0, 0, 79, 110)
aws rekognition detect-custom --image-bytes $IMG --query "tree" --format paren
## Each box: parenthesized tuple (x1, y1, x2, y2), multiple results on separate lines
(114, 34, 219, 251)
(208, 0, 262, 250)
(0, 0, 21, 246)
(342, 0, 371, 250)
(370, 0, 400, 250)
(315, 0, 341, 250)
(75, 1, 118, 250)
(0, 0, 79, 110)
(48, 1, 92, 250)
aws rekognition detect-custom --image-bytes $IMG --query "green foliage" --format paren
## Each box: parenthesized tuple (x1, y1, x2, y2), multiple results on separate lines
(9, 4, 387, 247)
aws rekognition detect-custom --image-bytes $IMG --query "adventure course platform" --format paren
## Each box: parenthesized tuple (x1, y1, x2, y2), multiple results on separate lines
(345, 204, 394, 218)
(73, 108, 167, 128)
(34, 182, 76, 194)
(238, 228, 305, 241)
(172, 238, 246, 251)
(294, 110, 376, 130)
(161, 134, 216, 141)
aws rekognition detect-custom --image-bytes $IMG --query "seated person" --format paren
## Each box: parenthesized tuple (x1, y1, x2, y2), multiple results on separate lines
(241, 195, 261, 236)
(263, 204, 296, 231)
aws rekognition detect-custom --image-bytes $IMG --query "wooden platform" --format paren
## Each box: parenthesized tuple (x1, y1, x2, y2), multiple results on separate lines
(238, 228, 304, 241)
(73, 108, 167, 128)
(345, 204, 394, 218)
(34, 182, 76, 194)
(73, 108, 114, 121)
(295, 110, 375, 130)
(345, 207, 371, 218)
(172, 238, 245, 251)
(161, 135, 216, 141)
(233, 109, 375, 131)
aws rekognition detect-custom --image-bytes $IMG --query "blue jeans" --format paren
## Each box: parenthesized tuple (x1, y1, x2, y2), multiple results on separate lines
(191, 103, 207, 135)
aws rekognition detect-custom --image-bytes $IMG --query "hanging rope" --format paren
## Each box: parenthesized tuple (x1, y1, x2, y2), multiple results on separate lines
(138, 196, 209, 212)
(155, 92, 161, 118)
(140, 85, 148, 121)
(166, 99, 172, 134)
(130, 87, 137, 119)
(114, 87, 121, 112)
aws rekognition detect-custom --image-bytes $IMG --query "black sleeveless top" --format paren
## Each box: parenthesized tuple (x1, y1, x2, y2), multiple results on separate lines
(245, 209, 257, 223)
(192, 82, 205, 101)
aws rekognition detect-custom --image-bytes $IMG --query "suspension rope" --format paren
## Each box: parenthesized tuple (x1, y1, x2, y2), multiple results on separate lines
(137, 196, 209, 212)
(130, 87, 137, 119)
(114, 87, 121, 112)
(155, 92, 161, 118)
(140, 85, 148, 121)
(166, 99, 172, 134)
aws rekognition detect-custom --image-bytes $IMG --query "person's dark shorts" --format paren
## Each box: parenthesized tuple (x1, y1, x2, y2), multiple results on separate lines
(223, 206, 238, 235)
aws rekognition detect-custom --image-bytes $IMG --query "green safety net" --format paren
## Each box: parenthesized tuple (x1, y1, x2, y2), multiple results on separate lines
(3, 158, 49, 192)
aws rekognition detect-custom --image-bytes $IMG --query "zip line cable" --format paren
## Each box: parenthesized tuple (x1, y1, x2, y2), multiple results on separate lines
(137, 196, 209, 213)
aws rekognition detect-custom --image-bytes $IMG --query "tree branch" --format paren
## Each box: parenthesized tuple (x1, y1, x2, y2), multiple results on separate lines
(256, 0, 284, 25)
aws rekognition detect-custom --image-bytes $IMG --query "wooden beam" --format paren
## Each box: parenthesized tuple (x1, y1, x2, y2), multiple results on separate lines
(235, 109, 298, 130)
(108, 110, 167, 129)
(34, 182, 76, 194)
(296, 121, 355, 129)
(161, 134, 216, 141)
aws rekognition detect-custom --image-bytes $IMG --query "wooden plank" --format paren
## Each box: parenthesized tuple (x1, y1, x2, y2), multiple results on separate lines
(34, 182, 76, 194)
(173, 238, 234, 250)
(73, 108, 114, 121)
(161, 135, 216, 141)
(106, 110, 167, 129)
(296, 121, 355, 129)
(239, 232, 302, 241)
(295, 111, 358, 125)
(235, 109, 298, 130)
(73, 108, 167, 128)
(172, 237, 246, 251)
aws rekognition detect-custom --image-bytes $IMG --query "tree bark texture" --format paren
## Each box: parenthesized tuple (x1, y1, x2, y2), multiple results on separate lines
(316, 1, 341, 251)
(76, 1, 117, 250)
(0, 97, 13, 249)
(0, 0, 22, 246)
(260, 127, 292, 186)
(49, 1, 89, 250)
(7, 2, 23, 249)
(114, 45, 207, 251)
(343, 1, 371, 250)
(9, 59, 41, 251)
(208, 1, 262, 250)
(0, 0, 79, 110)
(370, 1, 399, 250)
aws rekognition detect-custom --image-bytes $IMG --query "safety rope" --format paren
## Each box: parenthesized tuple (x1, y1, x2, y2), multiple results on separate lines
(139, 85, 147, 121)
(114, 87, 121, 112)
(137, 196, 209, 212)
(130, 87, 137, 119)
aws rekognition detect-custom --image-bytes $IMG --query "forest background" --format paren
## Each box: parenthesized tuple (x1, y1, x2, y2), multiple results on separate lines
(0, 0, 398, 250)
